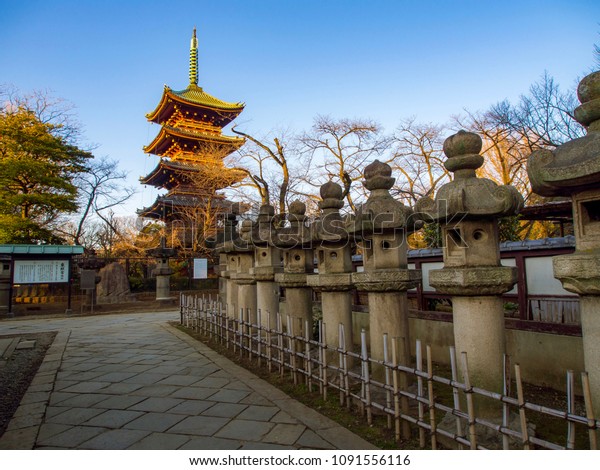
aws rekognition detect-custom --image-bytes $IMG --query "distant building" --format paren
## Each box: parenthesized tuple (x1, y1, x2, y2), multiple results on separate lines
(138, 28, 245, 253)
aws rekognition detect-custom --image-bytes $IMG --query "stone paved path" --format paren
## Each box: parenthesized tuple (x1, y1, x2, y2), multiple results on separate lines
(0, 310, 375, 450)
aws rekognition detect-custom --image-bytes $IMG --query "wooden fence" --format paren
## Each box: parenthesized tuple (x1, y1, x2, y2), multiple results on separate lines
(180, 293, 599, 450)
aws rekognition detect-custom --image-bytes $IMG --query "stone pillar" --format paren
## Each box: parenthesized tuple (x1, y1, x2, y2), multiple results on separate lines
(148, 237, 176, 302)
(416, 131, 523, 418)
(275, 201, 315, 335)
(217, 252, 228, 307)
(528, 70, 600, 413)
(250, 204, 282, 329)
(230, 220, 257, 324)
(307, 182, 354, 354)
(348, 161, 422, 374)
(218, 211, 240, 319)
(154, 258, 174, 301)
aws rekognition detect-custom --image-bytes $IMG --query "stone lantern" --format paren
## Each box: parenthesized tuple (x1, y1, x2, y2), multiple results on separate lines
(148, 236, 176, 301)
(249, 204, 282, 329)
(528, 70, 600, 411)
(307, 182, 354, 353)
(218, 211, 239, 318)
(348, 160, 422, 370)
(416, 130, 523, 414)
(274, 200, 315, 335)
(228, 219, 257, 323)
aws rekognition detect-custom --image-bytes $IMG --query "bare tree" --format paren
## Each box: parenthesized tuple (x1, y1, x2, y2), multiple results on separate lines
(389, 118, 449, 205)
(299, 115, 390, 212)
(488, 72, 584, 150)
(231, 126, 294, 216)
(66, 157, 136, 245)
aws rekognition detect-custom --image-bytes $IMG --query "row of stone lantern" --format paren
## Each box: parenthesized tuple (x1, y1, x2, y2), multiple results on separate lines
(215, 71, 600, 420)
(216, 137, 521, 397)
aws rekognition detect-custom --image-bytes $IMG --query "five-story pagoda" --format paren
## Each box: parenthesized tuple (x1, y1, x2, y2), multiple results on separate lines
(138, 28, 245, 253)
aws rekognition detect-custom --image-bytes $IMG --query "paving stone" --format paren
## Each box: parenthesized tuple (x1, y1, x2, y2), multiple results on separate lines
(57, 370, 105, 381)
(46, 407, 105, 425)
(16, 340, 36, 350)
(128, 397, 183, 413)
(262, 423, 306, 445)
(79, 428, 152, 450)
(318, 427, 377, 450)
(214, 419, 275, 442)
(130, 384, 180, 397)
(37, 425, 107, 448)
(170, 387, 215, 400)
(123, 373, 169, 384)
(13, 401, 47, 417)
(237, 405, 279, 422)
(57, 393, 112, 408)
(168, 415, 230, 436)
(37, 423, 72, 442)
(97, 382, 144, 394)
(270, 410, 298, 424)
(19, 391, 50, 405)
(127, 432, 190, 450)
(7, 412, 44, 431)
(0, 426, 40, 449)
(54, 380, 78, 393)
(84, 409, 144, 428)
(194, 376, 230, 388)
(295, 429, 335, 449)
(61, 381, 109, 393)
(89, 371, 139, 382)
(94, 395, 146, 410)
(202, 402, 247, 418)
(179, 436, 241, 450)
(156, 374, 203, 386)
(168, 400, 214, 415)
(239, 392, 274, 406)
(207, 389, 250, 404)
(123, 412, 185, 432)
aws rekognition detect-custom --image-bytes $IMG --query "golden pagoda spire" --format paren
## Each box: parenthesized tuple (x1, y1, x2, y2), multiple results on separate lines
(189, 27, 198, 86)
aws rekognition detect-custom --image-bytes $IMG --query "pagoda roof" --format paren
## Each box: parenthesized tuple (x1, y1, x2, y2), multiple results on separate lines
(140, 159, 245, 190)
(144, 124, 244, 157)
(140, 159, 200, 189)
(137, 193, 238, 220)
(146, 85, 244, 128)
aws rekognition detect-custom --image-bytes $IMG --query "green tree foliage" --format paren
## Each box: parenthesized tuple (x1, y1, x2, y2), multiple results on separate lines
(0, 106, 92, 243)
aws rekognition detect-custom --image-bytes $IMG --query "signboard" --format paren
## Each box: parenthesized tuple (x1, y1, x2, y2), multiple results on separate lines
(193, 258, 208, 279)
(13, 259, 70, 284)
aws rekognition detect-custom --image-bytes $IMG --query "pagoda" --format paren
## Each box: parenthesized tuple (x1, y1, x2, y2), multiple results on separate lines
(138, 28, 245, 252)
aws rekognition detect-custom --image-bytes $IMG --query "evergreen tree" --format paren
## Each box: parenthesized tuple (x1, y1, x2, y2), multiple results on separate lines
(0, 106, 92, 243)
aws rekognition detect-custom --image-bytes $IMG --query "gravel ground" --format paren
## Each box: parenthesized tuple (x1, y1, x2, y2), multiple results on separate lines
(0, 331, 56, 437)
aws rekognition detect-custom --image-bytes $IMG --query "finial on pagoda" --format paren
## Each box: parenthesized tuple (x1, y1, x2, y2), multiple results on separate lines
(189, 27, 199, 86)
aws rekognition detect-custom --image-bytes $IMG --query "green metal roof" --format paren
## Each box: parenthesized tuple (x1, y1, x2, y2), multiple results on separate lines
(0, 245, 84, 255)
(170, 84, 244, 111)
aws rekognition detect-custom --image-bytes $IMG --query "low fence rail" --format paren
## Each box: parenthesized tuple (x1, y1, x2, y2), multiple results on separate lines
(180, 293, 599, 450)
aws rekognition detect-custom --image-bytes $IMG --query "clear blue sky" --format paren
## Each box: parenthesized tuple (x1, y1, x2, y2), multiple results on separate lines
(1, 0, 598, 216)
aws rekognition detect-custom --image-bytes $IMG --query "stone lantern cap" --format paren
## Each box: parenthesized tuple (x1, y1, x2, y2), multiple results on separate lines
(251, 204, 279, 246)
(273, 200, 312, 248)
(416, 130, 523, 221)
(312, 181, 350, 243)
(147, 236, 176, 260)
(220, 218, 253, 254)
(347, 160, 420, 235)
(528, 70, 600, 196)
